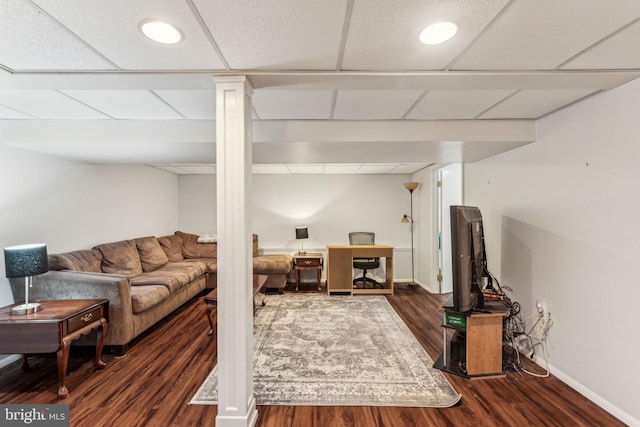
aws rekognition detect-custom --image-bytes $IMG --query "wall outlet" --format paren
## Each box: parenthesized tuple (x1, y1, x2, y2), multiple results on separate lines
(536, 299, 546, 317)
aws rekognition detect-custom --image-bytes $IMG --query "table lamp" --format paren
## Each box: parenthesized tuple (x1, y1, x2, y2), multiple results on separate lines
(4, 243, 49, 315)
(295, 227, 308, 255)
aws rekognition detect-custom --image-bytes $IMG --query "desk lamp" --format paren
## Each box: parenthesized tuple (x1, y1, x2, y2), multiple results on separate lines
(295, 227, 309, 255)
(4, 243, 48, 315)
(401, 182, 419, 287)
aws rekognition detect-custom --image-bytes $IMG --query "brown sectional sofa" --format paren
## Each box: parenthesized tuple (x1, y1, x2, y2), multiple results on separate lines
(9, 231, 292, 356)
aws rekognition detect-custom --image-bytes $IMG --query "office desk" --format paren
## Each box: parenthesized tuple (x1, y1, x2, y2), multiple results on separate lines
(326, 245, 394, 295)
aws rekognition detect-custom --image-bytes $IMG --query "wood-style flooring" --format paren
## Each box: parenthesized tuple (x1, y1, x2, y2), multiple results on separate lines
(0, 286, 624, 426)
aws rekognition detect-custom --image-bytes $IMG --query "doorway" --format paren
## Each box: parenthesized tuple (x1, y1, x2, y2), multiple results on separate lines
(434, 164, 462, 294)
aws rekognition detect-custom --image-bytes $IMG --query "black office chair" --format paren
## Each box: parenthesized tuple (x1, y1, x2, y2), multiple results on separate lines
(349, 232, 382, 289)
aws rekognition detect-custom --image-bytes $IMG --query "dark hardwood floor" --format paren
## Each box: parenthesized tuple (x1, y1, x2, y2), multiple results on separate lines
(0, 286, 624, 427)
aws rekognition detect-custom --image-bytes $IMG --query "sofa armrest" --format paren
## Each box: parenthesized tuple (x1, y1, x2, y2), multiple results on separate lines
(9, 270, 134, 346)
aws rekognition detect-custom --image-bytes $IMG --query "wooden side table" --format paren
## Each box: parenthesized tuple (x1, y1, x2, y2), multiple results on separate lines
(203, 274, 268, 336)
(293, 252, 323, 292)
(0, 299, 109, 399)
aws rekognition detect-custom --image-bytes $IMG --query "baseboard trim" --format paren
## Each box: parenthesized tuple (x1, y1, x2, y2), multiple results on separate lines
(531, 357, 638, 426)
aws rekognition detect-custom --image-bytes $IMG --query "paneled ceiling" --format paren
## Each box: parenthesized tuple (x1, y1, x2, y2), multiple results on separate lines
(1, 0, 640, 174)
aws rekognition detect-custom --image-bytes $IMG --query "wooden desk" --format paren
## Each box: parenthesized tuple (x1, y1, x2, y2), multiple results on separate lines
(0, 299, 109, 399)
(326, 245, 394, 295)
(203, 274, 268, 336)
(293, 252, 323, 292)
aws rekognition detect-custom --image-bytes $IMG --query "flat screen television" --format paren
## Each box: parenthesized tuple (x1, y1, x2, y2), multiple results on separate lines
(450, 205, 487, 312)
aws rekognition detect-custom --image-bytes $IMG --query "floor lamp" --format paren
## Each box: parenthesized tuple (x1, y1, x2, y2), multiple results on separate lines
(401, 182, 419, 287)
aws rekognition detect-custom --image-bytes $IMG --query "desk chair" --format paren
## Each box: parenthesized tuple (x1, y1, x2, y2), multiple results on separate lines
(349, 232, 382, 289)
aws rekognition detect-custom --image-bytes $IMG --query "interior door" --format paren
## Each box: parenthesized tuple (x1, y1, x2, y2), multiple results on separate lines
(435, 164, 462, 294)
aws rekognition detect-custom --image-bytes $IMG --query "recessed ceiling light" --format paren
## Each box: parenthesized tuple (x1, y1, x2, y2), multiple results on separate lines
(140, 20, 184, 44)
(419, 22, 457, 45)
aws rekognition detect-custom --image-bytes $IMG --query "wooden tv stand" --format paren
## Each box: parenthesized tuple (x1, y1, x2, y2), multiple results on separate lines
(433, 304, 507, 379)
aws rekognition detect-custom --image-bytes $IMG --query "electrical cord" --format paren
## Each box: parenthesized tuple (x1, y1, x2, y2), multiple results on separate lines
(484, 270, 554, 376)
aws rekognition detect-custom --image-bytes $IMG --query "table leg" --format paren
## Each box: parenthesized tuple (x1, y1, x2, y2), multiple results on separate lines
(57, 338, 72, 399)
(94, 318, 107, 370)
(206, 300, 216, 336)
(21, 354, 29, 371)
(295, 268, 300, 291)
(317, 266, 322, 291)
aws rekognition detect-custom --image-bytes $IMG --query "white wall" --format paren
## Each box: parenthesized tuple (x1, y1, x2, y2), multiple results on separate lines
(178, 173, 420, 281)
(464, 79, 640, 425)
(0, 145, 179, 307)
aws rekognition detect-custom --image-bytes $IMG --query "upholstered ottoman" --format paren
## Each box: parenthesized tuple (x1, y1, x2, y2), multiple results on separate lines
(252, 254, 293, 292)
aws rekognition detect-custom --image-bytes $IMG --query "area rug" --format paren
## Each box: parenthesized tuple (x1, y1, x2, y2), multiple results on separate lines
(190, 294, 461, 407)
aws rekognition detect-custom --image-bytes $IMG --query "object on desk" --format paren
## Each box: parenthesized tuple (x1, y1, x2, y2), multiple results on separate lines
(4, 243, 49, 315)
(349, 232, 381, 289)
(295, 226, 309, 255)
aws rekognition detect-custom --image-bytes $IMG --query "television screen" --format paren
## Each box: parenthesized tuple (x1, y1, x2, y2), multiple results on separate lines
(450, 205, 487, 312)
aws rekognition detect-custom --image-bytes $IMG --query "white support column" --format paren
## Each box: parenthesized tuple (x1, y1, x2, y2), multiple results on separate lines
(215, 75, 257, 427)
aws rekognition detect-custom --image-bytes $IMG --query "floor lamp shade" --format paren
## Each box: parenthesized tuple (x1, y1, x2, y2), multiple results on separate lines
(4, 243, 48, 315)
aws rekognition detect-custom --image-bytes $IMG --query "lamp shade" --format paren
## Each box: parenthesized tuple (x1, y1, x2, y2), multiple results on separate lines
(295, 227, 309, 239)
(4, 244, 48, 278)
(404, 182, 419, 192)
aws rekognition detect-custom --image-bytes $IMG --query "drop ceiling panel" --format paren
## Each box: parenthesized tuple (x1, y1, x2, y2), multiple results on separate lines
(252, 164, 291, 174)
(453, 0, 640, 70)
(286, 164, 325, 174)
(323, 164, 362, 174)
(0, 104, 35, 119)
(6, 140, 215, 164)
(0, 0, 116, 71)
(357, 164, 399, 174)
(252, 90, 333, 119)
(62, 90, 184, 119)
(479, 89, 597, 119)
(192, 0, 347, 70)
(407, 90, 515, 120)
(342, 0, 510, 71)
(30, 0, 225, 70)
(391, 163, 432, 174)
(154, 90, 216, 119)
(333, 90, 423, 120)
(0, 90, 108, 119)
(562, 21, 640, 70)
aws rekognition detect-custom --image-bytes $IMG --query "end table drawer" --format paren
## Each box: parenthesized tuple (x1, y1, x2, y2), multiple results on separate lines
(68, 306, 103, 332)
(297, 258, 322, 267)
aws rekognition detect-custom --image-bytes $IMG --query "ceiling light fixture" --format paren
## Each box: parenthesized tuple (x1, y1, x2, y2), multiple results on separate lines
(140, 20, 184, 44)
(419, 22, 457, 45)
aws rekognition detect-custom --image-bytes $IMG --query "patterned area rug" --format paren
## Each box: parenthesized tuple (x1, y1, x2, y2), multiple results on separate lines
(190, 294, 461, 407)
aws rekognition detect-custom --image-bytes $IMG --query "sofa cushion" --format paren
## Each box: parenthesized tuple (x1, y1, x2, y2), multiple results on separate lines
(93, 240, 143, 278)
(253, 254, 293, 274)
(175, 231, 217, 259)
(129, 261, 206, 293)
(130, 285, 170, 314)
(48, 249, 103, 272)
(183, 258, 217, 274)
(157, 235, 184, 262)
(134, 236, 169, 272)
